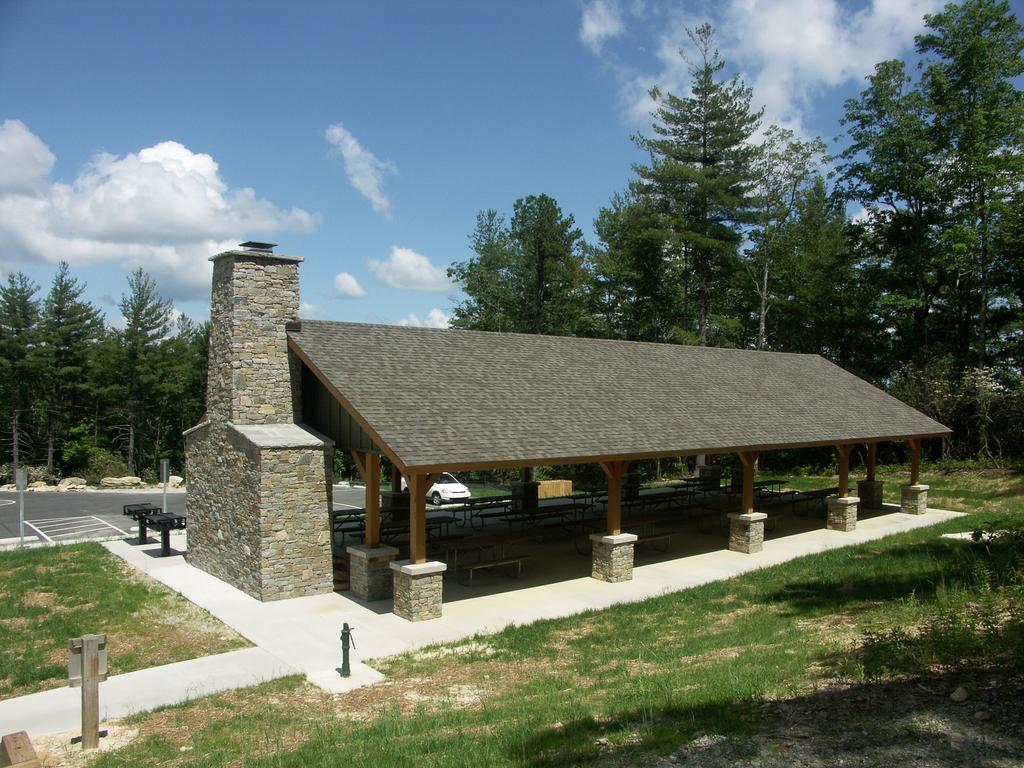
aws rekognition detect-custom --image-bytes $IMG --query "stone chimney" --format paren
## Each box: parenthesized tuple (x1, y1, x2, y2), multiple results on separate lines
(206, 243, 302, 425)
(185, 242, 334, 602)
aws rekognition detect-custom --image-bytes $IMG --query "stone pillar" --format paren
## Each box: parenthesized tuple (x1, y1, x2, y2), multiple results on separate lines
(827, 496, 859, 532)
(900, 484, 929, 515)
(390, 560, 446, 621)
(347, 544, 399, 602)
(698, 464, 723, 491)
(728, 512, 766, 554)
(857, 480, 884, 510)
(590, 533, 638, 582)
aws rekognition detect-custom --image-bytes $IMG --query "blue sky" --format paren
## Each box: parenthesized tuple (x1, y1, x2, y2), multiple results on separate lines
(2, 0, 1018, 329)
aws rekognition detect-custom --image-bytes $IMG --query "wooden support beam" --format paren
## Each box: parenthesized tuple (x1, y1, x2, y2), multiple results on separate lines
(408, 474, 427, 564)
(837, 444, 852, 497)
(866, 442, 877, 482)
(407, 472, 439, 564)
(907, 438, 921, 485)
(391, 463, 402, 493)
(738, 451, 759, 515)
(599, 460, 630, 535)
(365, 453, 380, 548)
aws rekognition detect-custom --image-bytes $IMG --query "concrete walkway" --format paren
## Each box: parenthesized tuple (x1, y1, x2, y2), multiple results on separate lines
(1, 504, 962, 739)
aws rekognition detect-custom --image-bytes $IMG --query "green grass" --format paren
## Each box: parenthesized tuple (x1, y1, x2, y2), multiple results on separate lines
(0, 543, 248, 698)
(86, 469, 1024, 768)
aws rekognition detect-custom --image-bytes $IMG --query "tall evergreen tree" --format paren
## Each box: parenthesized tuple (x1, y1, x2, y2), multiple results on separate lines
(448, 210, 518, 332)
(592, 192, 676, 342)
(835, 59, 946, 365)
(917, 0, 1024, 366)
(116, 268, 172, 474)
(449, 195, 588, 336)
(37, 262, 102, 473)
(0, 274, 41, 472)
(632, 22, 761, 346)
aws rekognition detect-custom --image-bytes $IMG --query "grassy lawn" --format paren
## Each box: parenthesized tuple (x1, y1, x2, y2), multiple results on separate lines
(0, 543, 249, 699)
(84, 469, 1023, 768)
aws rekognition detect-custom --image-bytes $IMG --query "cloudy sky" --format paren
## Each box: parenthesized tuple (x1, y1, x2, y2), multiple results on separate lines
(2, 0, 1011, 328)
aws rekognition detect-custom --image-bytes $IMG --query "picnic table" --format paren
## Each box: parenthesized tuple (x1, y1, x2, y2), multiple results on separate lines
(123, 505, 185, 556)
(123, 502, 161, 545)
(444, 531, 532, 583)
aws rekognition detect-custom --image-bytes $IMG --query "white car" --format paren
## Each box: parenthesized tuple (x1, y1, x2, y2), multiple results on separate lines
(401, 473, 472, 505)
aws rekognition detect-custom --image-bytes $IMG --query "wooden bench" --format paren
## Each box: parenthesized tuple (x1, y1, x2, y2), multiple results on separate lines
(459, 555, 530, 584)
(445, 531, 531, 570)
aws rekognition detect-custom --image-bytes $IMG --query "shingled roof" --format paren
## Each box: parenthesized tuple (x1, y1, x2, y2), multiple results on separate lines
(287, 320, 950, 472)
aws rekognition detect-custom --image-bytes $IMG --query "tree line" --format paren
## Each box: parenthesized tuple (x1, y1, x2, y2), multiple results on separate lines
(448, 0, 1024, 462)
(0, 264, 207, 484)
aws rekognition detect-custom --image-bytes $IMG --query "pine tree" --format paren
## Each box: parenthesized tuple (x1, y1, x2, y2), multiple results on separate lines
(917, 0, 1024, 366)
(37, 262, 102, 473)
(632, 22, 761, 346)
(0, 273, 41, 472)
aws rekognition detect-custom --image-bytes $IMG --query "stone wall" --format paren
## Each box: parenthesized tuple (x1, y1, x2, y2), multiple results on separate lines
(258, 442, 335, 600)
(184, 421, 262, 597)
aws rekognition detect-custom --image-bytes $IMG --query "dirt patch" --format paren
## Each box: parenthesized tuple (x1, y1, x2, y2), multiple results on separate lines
(22, 590, 57, 608)
(32, 725, 139, 768)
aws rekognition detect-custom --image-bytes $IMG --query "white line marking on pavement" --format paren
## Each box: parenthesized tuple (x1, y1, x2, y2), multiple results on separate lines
(23, 521, 52, 542)
(92, 516, 129, 535)
(0, 499, 14, 507)
(334, 503, 361, 509)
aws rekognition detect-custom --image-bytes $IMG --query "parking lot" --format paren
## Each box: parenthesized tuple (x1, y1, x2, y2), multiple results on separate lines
(0, 486, 366, 546)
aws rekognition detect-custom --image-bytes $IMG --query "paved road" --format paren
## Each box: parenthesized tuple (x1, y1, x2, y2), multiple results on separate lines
(0, 486, 366, 544)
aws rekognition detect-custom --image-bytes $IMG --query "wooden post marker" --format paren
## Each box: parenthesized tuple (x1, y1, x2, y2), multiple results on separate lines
(0, 732, 40, 767)
(68, 634, 108, 750)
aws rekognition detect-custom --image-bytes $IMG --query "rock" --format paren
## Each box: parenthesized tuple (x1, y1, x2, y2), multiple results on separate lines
(28, 480, 47, 489)
(167, 475, 184, 488)
(950, 686, 970, 702)
(57, 477, 87, 490)
(100, 476, 143, 488)
(974, 709, 992, 721)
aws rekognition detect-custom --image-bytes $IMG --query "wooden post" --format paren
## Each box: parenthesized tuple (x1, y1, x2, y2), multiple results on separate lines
(837, 444, 851, 497)
(407, 473, 437, 564)
(866, 442, 877, 482)
(738, 451, 758, 515)
(391, 463, 402, 492)
(908, 438, 921, 485)
(68, 634, 107, 751)
(351, 451, 381, 548)
(599, 461, 629, 535)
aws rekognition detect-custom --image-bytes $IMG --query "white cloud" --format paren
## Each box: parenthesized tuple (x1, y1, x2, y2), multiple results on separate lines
(333, 271, 366, 298)
(580, 0, 625, 54)
(396, 308, 450, 329)
(585, 0, 941, 134)
(368, 245, 452, 292)
(300, 301, 323, 317)
(0, 125, 318, 301)
(0, 119, 55, 195)
(324, 122, 397, 218)
(721, 0, 943, 133)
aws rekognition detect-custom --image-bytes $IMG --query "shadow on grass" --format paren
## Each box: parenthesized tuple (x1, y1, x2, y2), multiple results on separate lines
(512, 668, 1024, 768)
(761, 540, 962, 618)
